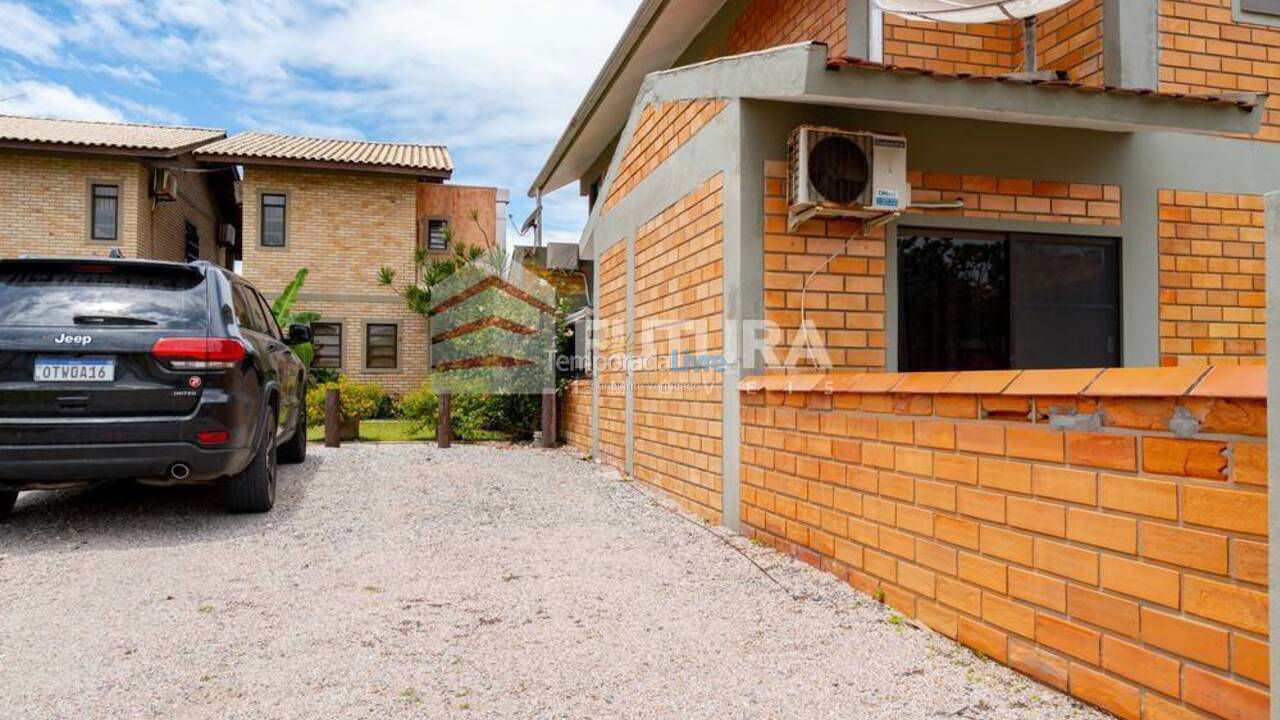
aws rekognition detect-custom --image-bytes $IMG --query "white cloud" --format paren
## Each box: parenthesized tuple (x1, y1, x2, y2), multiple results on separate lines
(0, 79, 123, 121)
(0, 1, 62, 63)
(11, 0, 640, 241)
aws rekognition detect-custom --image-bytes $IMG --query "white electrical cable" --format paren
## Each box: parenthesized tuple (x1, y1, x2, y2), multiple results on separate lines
(797, 212, 902, 368)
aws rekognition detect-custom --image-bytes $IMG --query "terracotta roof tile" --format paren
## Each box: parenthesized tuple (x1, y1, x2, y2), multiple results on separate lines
(826, 58, 1260, 111)
(892, 371, 956, 394)
(0, 114, 224, 154)
(1085, 367, 1210, 397)
(195, 131, 452, 174)
(1189, 366, 1266, 399)
(990, 369, 1105, 396)
(939, 370, 1021, 395)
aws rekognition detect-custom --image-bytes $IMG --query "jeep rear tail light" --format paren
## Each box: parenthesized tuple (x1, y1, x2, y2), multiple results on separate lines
(151, 338, 245, 370)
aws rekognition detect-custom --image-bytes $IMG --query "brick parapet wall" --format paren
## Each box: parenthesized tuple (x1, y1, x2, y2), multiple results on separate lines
(603, 99, 727, 214)
(1158, 189, 1266, 367)
(883, 14, 1021, 75)
(739, 366, 1268, 720)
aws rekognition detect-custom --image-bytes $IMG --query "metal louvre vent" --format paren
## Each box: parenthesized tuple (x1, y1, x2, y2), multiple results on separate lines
(808, 135, 869, 205)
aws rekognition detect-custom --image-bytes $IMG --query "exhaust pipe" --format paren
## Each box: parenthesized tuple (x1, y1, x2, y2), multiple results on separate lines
(168, 463, 191, 481)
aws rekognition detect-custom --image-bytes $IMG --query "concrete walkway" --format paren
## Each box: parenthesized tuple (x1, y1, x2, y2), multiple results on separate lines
(0, 444, 1110, 719)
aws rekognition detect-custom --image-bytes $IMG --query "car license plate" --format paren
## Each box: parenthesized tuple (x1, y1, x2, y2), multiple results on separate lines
(34, 356, 115, 383)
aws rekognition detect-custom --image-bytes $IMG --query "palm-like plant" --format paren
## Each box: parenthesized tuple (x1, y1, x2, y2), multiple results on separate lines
(271, 268, 321, 367)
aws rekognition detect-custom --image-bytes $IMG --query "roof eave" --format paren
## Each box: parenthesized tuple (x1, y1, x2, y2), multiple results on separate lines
(193, 153, 453, 179)
(809, 52, 1265, 136)
(0, 137, 223, 159)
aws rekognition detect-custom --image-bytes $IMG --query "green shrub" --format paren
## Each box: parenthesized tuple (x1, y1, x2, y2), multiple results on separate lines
(396, 384, 438, 432)
(394, 383, 540, 441)
(306, 376, 386, 426)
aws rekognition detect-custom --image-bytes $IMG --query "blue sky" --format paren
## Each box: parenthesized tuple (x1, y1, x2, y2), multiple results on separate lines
(0, 0, 640, 244)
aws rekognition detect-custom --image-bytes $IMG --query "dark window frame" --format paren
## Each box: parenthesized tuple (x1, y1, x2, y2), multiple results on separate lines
(184, 220, 200, 262)
(364, 322, 399, 370)
(312, 321, 344, 369)
(260, 193, 287, 247)
(897, 228, 1122, 372)
(90, 183, 119, 241)
(423, 217, 450, 252)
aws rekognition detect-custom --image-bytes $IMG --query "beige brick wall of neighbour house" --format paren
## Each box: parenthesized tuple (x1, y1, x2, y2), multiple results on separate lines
(740, 366, 1269, 720)
(882, 0, 1102, 81)
(631, 174, 725, 524)
(723, 0, 847, 58)
(1160, 0, 1280, 141)
(559, 378, 592, 453)
(142, 155, 223, 264)
(1158, 190, 1266, 367)
(596, 240, 628, 470)
(762, 162, 1122, 374)
(0, 151, 145, 259)
(603, 99, 727, 214)
(416, 183, 498, 257)
(240, 166, 427, 395)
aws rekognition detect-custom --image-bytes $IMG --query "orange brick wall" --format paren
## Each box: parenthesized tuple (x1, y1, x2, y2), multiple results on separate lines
(763, 161, 887, 373)
(724, 0, 847, 58)
(1023, 0, 1105, 83)
(604, 99, 727, 214)
(740, 367, 1268, 720)
(1159, 0, 1280, 141)
(1158, 189, 1267, 367)
(560, 378, 592, 453)
(910, 171, 1122, 225)
(596, 240, 628, 470)
(416, 183, 498, 256)
(762, 163, 1121, 374)
(631, 174, 725, 523)
(881, 1, 1101, 81)
(883, 14, 1021, 74)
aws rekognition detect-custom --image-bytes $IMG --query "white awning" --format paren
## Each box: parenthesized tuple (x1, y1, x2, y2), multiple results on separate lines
(876, 0, 1074, 23)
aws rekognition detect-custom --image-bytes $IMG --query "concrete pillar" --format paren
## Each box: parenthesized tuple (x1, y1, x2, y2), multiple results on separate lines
(1265, 190, 1280, 711)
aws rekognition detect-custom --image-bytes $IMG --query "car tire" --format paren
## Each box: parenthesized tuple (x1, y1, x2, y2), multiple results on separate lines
(278, 383, 307, 465)
(0, 490, 16, 520)
(224, 412, 277, 514)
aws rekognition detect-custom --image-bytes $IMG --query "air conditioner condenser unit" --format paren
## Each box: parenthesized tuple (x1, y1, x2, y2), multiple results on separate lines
(787, 125, 910, 231)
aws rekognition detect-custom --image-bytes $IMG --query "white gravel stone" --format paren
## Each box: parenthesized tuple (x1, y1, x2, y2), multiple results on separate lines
(0, 443, 1111, 719)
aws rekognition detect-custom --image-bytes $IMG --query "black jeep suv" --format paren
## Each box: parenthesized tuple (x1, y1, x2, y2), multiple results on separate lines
(0, 258, 311, 516)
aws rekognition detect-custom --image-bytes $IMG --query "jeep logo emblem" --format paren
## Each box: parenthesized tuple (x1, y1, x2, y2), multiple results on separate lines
(54, 333, 92, 346)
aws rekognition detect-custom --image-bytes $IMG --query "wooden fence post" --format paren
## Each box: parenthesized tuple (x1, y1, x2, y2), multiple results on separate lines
(437, 390, 452, 448)
(541, 388, 556, 448)
(324, 388, 341, 448)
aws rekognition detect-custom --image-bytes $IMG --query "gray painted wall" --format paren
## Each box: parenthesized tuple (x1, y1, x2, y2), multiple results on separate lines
(1266, 190, 1280, 717)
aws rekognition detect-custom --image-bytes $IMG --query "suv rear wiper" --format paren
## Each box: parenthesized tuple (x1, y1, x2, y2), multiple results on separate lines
(73, 315, 158, 326)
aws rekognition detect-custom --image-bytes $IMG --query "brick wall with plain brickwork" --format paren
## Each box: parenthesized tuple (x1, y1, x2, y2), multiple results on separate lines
(631, 174, 725, 524)
(144, 155, 224, 265)
(603, 99, 727, 214)
(241, 166, 426, 395)
(724, 0, 847, 58)
(1158, 189, 1266, 367)
(595, 240, 628, 470)
(559, 378, 592, 453)
(0, 151, 145, 260)
(739, 366, 1268, 720)
(1160, 0, 1280, 141)
(762, 162, 1122, 374)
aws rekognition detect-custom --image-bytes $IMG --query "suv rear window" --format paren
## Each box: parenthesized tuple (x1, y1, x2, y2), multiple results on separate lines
(0, 262, 209, 329)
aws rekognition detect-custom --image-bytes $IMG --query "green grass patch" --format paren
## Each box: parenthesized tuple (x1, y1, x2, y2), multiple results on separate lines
(306, 420, 511, 443)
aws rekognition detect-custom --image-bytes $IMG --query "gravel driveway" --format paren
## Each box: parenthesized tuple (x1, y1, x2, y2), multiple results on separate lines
(0, 443, 1109, 719)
